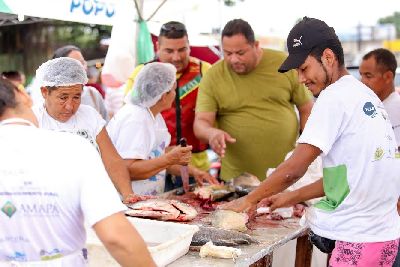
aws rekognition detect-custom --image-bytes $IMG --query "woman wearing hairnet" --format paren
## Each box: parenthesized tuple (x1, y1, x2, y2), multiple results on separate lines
(107, 62, 212, 195)
(33, 57, 140, 203)
(0, 79, 155, 266)
(52, 45, 108, 120)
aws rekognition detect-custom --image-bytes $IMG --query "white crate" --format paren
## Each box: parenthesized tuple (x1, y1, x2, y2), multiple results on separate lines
(86, 217, 199, 267)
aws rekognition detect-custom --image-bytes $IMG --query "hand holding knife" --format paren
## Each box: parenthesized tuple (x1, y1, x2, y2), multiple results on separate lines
(179, 137, 190, 193)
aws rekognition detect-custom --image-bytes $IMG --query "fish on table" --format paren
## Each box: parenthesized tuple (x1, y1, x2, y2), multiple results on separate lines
(125, 199, 198, 222)
(191, 226, 257, 247)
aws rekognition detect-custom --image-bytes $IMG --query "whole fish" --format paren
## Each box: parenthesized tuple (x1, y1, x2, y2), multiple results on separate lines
(191, 226, 257, 247)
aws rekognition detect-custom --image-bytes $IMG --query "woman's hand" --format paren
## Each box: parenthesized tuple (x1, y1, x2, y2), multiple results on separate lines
(122, 194, 154, 204)
(165, 145, 192, 166)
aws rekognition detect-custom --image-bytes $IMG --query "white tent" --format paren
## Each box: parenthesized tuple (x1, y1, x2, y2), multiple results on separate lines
(0, 0, 160, 88)
(0, 0, 136, 26)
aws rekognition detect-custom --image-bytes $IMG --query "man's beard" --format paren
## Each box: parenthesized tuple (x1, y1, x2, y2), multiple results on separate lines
(313, 62, 332, 98)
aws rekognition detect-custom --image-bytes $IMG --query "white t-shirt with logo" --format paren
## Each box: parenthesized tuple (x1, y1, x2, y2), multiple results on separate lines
(0, 124, 126, 264)
(33, 104, 106, 151)
(107, 103, 171, 195)
(299, 75, 400, 243)
(383, 91, 400, 147)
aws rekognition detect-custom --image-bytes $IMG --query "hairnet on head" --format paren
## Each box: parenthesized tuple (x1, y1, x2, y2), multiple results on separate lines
(36, 57, 88, 87)
(130, 62, 176, 107)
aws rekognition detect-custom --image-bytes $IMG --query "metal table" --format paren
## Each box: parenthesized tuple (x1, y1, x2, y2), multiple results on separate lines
(162, 191, 313, 267)
(168, 218, 311, 267)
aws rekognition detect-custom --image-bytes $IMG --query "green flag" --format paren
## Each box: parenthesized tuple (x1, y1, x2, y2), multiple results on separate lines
(136, 20, 155, 65)
(0, 0, 12, 13)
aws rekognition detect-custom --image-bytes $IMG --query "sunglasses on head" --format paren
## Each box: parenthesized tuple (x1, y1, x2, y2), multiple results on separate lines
(160, 23, 186, 33)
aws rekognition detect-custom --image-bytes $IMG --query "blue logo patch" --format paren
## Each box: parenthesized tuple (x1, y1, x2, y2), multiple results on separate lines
(363, 102, 377, 118)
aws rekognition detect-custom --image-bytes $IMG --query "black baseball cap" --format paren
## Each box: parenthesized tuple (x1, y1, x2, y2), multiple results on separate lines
(278, 17, 339, 73)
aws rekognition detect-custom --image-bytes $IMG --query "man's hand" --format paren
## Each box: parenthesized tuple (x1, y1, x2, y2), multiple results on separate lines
(192, 168, 220, 186)
(165, 145, 192, 165)
(219, 195, 255, 213)
(260, 191, 298, 212)
(208, 129, 236, 157)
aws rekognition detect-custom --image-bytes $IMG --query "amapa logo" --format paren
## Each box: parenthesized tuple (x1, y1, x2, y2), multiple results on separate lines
(1, 201, 17, 218)
(20, 203, 60, 217)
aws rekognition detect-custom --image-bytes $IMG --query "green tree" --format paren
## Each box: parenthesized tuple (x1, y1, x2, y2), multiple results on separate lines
(0, 20, 111, 82)
(378, 11, 400, 38)
(223, 0, 244, 7)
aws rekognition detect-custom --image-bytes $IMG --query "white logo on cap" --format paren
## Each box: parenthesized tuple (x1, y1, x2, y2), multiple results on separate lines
(293, 36, 303, 47)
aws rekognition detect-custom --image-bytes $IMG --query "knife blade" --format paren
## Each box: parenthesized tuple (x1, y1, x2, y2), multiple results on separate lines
(179, 137, 190, 193)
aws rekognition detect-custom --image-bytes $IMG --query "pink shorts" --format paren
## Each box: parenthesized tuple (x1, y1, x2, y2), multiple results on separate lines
(330, 239, 399, 267)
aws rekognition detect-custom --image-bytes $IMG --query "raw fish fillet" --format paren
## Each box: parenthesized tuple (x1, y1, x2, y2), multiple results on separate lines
(256, 206, 293, 220)
(194, 185, 234, 201)
(125, 209, 179, 221)
(199, 241, 242, 259)
(169, 200, 198, 221)
(126, 199, 197, 222)
(232, 172, 260, 187)
(211, 210, 248, 232)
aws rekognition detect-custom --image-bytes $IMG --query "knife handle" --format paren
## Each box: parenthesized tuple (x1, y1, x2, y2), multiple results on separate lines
(179, 137, 187, 147)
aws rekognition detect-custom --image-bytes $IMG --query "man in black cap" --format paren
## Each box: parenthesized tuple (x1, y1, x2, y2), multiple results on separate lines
(222, 17, 400, 266)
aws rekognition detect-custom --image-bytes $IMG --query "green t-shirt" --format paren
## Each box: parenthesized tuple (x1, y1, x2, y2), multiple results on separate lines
(196, 48, 312, 181)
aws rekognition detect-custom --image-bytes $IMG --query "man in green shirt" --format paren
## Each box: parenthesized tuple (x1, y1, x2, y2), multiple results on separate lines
(194, 19, 313, 181)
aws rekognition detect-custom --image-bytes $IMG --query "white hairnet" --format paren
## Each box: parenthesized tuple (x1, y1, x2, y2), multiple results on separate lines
(130, 62, 176, 107)
(36, 57, 88, 87)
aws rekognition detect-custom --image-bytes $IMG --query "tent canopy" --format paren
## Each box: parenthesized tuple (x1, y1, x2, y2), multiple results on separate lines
(0, 0, 134, 26)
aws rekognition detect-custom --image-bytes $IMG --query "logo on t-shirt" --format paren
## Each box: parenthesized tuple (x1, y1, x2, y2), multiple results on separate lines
(363, 102, 377, 118)
(1, 201, 16, 218)
(374, 147, 385, 161)
(40, 248, 63, 261)
(6, 251, 27, 261)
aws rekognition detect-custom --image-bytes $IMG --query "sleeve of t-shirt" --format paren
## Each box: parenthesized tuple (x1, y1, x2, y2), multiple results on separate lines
(297, 93, 346, 156)
(196, 69, 219, 113)
(78, 140, 126, 227)
(111, 117, 153, 160)
(82, 105, 106, 137)
(287, 69, 313, 107)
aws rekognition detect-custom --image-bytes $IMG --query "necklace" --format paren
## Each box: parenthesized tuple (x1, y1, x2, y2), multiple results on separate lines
(0, 118, 36, 127)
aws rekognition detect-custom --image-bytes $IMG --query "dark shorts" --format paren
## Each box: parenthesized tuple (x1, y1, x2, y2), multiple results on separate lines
(309, 231, 336, 254)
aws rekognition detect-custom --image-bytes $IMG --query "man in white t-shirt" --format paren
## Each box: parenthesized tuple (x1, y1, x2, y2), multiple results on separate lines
(0, 79, 155, 266)
(359, 48, 400, 148)
(359, 47, 400, 267)
(221, 17, 400, 266)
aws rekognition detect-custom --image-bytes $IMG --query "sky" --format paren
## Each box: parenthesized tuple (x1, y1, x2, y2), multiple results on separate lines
(142, 0, 400, 40)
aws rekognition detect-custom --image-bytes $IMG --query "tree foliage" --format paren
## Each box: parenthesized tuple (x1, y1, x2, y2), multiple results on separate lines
(378, 11, 400, 38)
(0, 20, 111, 81)
(223, 0, 244, 7)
